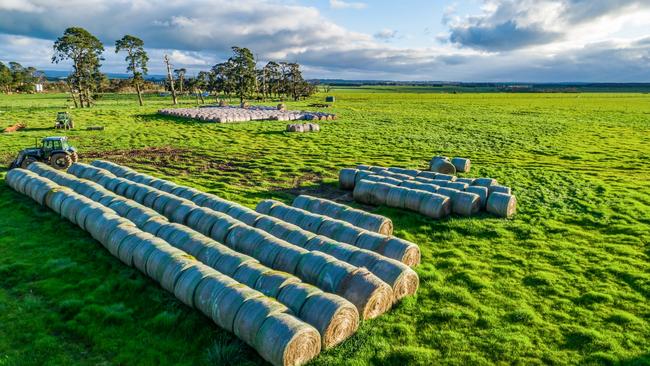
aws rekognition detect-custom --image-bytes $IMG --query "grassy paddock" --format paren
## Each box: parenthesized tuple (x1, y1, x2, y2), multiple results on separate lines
(0, 91, 648, 365)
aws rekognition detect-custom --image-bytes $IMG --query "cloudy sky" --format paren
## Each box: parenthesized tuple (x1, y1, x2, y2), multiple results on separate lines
(0, 0, 649, 82)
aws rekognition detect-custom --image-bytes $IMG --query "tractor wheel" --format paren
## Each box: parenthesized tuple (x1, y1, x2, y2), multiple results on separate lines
(71, 152, 79, 163)
(51, 153, 72, 170)
(21, 157, 37, 169)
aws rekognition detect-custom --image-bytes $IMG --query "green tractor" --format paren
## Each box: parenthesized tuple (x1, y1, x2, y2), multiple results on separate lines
(54, 112, 74, 129)
(9, 136, 79, 170)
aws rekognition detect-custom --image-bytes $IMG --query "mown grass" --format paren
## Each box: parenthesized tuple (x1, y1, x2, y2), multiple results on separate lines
(0, 91, 648, 365)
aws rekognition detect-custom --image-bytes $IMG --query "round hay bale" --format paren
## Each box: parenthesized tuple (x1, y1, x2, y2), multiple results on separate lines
(466, 186, 488, 210)
(75, 204, 104, 231)
(186, 208, 208, 228)
(380, 237, 421, 267)
(125, 205, 163, 228)
(298, 213, 326, 233)
(60, 197, 85, 224)
(352, 180, 377, 203)
(451, 191, 480, 216)
(256, 199, 280, 215)
(370, 260, 419, 301)
(434, 173, 457, 181)
(253, 313, 321, 366)
(117, 231, 155, 266)
(106, 225, 141, 257)
(419, 192, 451, 219)
(446, 182, 469, 191)
(284, 229, 315, 248)
(315, 220, 344, 239)
(212, 284, 263, 333)
(141, 217, 169, 236)
(296, 252, 336, 285)
(170, 202, 196, 224)
(161, 197, 185, 219)
(133, 186, 153, 204)
(114, 180, 132, 197)
(226, 226, 264, 254)
(403, 189, 426, 211)
(107, 198, 134, 216)
(123, 183, 141, 200)
(277, 282, 321, 315)
(347, 249, 380, 269)
(314, 260, 355, 294)
(300, 291, 359, 349)
(369, 182, 392, 206)
(131, 237, 167, 273)
(338, 169, 358, 190)
(451, 157, 471, 173)
(142, 191, 164, 208)
(193, 273, 238, 318)
(271, 245, 306, 274)
(86, 211, 128, 243)
(385, 186, 408, 209)
(173, 262, 222, 306)
(486, 192, 517, 218)
(226, 205, 261, 226)
(472, 177, 497, 187)
(354, 170, 374, 184)
(291, 195, 313, 211)
(330, 224, 362, 245)
(145, 249, 187, 284)
(254, 216, 278, 232)
(337, 208, 363, 227)
(234, 296, 288, 345)
(204, 246, 252, 274)
(194, 211, 221, 236)
(255, 271, 300, 298)
(45, 188, 72, 213)
(355, 232, 388, 252)
(268, 221, 297, 240)
(337, 268, 393, 319)
(456, 177, 475, 185)
(489, 185, 512, 195)
(232, 261, 271, 288)
(436, 187, 459, 198)
(401, 180, 438, 194)
(210, 215, 242, 243)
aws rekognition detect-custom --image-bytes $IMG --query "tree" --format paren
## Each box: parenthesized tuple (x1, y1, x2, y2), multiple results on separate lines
(174, 68, 186, 94)
(229, 46, 256, 103)
(115, 34, 149, 106)
(0, 62, 11, 93)
(163, 54, 178, 105)
(52, 27, 105, 107)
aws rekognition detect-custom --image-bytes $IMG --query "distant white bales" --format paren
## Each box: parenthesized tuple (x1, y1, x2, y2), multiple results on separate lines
(158, 106, 336, 123)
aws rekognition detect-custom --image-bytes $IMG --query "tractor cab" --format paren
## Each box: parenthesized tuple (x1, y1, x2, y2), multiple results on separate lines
(10, 136, 79, 170)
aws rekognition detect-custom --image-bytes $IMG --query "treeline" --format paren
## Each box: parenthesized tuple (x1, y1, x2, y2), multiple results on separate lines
(0, 61, 44, 93)
(47, 26, 317, 108)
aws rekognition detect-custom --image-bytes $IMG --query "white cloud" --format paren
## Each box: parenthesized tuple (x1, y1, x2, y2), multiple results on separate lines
(329, 0, 367, 10)
(374, 29, 398, 41)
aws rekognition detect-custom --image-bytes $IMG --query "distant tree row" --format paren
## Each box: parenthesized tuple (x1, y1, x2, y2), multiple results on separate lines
(0, 61, 44, 93)
(48, 27, 316, 107)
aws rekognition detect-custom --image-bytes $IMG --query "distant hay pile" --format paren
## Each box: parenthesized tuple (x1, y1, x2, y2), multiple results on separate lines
(159, 106, 336, 123)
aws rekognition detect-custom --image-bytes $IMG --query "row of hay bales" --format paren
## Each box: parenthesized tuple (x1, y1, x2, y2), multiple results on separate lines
(27, 162, 360, 350)
(158, 106, 336, 123)
(73, 162, 418, 302)
(5, 167, 322, 366)
(286, 123, 320, 133)
(339, 165, 516, 218)
(68, 162, 395, 321)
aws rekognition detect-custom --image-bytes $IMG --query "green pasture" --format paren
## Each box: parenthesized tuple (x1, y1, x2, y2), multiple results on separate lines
(0, 90, 648, 365)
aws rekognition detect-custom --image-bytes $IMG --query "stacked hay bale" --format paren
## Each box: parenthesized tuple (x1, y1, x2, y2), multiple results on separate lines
(32, 163, 359, 349)
(71, 162, 395, 320)
(6, 169, 322, 366)
(338, 166, 516, 218)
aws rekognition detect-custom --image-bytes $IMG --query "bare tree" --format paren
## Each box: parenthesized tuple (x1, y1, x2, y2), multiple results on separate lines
(164, 55, 178, 105)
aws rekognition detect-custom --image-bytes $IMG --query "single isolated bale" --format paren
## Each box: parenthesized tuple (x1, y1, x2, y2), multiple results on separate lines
(451, 157, 471, 173)
(486, 192, 517, 218)
(430, 157, 456, 175)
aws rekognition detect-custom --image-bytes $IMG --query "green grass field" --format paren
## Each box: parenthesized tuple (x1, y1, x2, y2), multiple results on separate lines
(0, 90, 648, 365)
